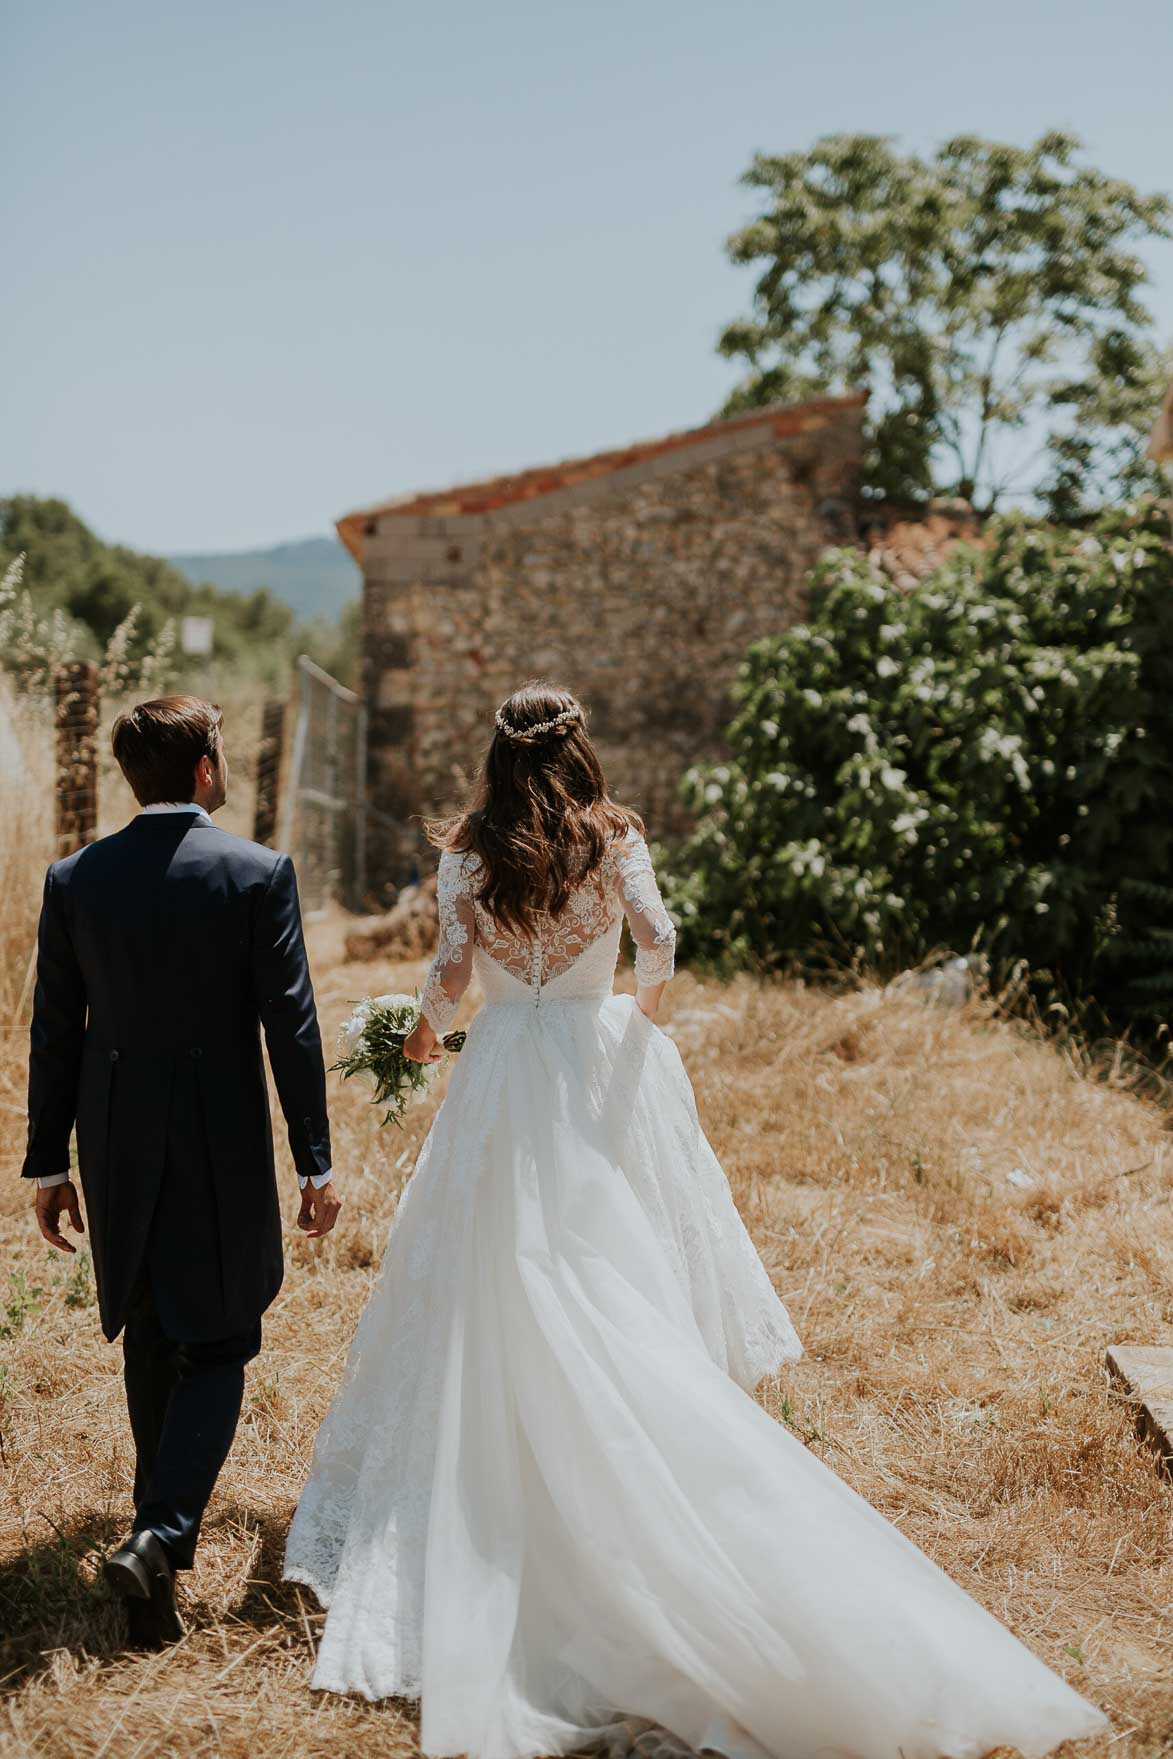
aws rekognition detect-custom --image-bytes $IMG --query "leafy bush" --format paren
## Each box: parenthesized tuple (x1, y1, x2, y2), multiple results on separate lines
(1098, 878, 1173, 1032)
(668, 500, 1173, 1027)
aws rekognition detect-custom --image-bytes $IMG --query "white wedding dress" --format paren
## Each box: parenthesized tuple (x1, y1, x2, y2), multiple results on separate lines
(284, 830, 1107, 1759)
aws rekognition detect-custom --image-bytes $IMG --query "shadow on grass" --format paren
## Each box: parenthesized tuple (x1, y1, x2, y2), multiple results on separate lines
(1, 1505, 420, 1744)
(200, 1504, 318, 1635)
(196, 1507, 421, 1735)
(0, 1511, 124, 1691)
(0, 1503, 320, 1695)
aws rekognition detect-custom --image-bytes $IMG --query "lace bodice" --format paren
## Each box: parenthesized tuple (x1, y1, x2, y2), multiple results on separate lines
(420, 828, 676, 1034)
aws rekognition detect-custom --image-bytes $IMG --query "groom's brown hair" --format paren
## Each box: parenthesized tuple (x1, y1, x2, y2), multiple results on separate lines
(111, 696, 223, 805)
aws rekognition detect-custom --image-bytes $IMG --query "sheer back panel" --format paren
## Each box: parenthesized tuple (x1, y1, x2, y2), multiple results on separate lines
(420, 829, 676, 1034)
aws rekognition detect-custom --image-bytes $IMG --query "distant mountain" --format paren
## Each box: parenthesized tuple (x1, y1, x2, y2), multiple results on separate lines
(168, 534, 359, 623)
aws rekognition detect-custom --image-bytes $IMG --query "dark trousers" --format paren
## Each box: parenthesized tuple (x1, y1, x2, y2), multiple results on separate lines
(122, 1273, 261, 1570)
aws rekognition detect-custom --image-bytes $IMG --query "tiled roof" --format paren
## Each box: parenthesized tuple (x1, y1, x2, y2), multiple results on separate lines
(337, 393, 867, 561)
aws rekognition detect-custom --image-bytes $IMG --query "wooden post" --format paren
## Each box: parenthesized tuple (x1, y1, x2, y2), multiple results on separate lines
(54, 661, 99, 857)
(253, 700, 285, 847)
(353, 700, 368, 911)
(277, 661, 311, 856)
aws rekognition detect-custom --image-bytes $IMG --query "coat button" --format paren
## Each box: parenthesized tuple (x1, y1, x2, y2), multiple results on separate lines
(303, 1116, 312, 1128)
(109, 1049, 119, 1064)
(190, 1047, 203, 1059)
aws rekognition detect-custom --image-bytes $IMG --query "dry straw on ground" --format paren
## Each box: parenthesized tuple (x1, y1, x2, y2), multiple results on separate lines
(2, 884, 1172, 1754)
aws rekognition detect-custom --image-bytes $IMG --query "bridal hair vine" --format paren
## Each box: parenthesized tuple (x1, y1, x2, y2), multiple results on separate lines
(494, 705, 581, 740)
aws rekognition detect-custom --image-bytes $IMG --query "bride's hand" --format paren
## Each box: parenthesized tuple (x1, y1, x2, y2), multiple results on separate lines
(635, 983, 665, 1023)
(404, 1021, 444, 1063)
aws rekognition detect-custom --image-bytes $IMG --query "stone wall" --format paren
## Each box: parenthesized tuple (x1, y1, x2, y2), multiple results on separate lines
(357, 397, 865, 887)
(862, 497, 986, 590)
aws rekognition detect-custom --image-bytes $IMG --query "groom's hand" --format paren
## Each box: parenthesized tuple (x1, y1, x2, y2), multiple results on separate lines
(35, 1181, 85, 1253)
(297, 1178, 342, 1239)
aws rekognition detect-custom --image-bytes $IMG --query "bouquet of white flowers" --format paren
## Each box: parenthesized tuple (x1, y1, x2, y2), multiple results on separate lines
(331, 993, 465, 1129)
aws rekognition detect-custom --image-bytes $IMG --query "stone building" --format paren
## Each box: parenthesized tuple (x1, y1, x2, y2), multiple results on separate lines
(337, 393, 866, 885)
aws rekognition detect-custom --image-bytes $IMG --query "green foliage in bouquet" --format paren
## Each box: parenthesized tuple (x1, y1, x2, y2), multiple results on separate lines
(332, 993, 465, 1130)
(667, 499, 1173, 1029)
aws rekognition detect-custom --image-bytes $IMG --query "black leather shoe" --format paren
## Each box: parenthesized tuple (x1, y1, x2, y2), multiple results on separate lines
(123, 1593, 167, 1652)
(104, 1531, 186, 1646)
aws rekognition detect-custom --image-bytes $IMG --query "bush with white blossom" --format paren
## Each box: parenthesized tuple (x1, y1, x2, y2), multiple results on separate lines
(667, 500, 1173, 1026)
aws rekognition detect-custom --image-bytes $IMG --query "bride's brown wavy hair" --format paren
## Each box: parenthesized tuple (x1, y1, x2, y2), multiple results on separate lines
(428, 681, 642, 937)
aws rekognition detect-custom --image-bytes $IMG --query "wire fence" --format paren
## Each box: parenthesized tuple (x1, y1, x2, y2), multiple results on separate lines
(4, 653, 372, 950)
(277, 654, 368, 914)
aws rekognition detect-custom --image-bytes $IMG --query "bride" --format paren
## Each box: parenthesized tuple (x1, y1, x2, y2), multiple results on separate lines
(284, 682, 1107, 1759)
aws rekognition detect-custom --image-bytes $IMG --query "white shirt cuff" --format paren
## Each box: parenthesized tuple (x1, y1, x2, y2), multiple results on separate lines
(37, 1173, 71, 1189)
(297, 1168, 333, 1190)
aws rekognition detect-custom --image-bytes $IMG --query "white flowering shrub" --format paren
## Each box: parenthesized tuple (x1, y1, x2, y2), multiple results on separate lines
(0, 554, 77, 690)
(668, 500, 1173, 1024)
(0, 552, 176, 697)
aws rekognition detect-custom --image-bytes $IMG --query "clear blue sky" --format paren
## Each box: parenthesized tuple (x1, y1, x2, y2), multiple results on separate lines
(4, 0, 1172, 553)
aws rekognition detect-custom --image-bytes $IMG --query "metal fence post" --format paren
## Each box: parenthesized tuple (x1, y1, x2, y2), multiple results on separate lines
(54, 660, 99, 856)
(278, 653, 368, 911)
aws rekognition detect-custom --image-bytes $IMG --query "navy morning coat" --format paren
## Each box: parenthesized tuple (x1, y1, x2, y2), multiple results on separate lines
(21, 813, 331, 1342)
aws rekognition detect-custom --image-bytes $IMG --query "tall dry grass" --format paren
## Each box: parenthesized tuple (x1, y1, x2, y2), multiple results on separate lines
(0, 681, 264, 1156)
(1, 902, 1171, 1758)
(0, 690, 55, 1147)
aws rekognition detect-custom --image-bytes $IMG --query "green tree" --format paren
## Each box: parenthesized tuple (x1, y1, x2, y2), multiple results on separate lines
(300, 600, 360, 689)
(719, 131, 1171, 515)
(66, 565, 151, 646)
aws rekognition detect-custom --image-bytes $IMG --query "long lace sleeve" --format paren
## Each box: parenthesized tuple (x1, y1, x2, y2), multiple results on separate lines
(420, 852, 477, 1036)
(614, 829, 677, 987)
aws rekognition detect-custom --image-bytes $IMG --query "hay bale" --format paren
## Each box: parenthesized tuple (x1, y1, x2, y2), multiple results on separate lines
(345, 874, 439, 961)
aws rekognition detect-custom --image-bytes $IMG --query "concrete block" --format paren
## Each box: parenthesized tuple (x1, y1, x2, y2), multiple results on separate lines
(1106, 1343, 1173, 1476)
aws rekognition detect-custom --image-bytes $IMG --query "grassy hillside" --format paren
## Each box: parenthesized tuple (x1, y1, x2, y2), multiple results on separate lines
(0, 498, 357, 690)
(167, 536, 359, 624)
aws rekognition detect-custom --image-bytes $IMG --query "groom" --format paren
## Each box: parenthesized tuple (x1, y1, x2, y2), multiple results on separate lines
(23, 695, 340, 1648)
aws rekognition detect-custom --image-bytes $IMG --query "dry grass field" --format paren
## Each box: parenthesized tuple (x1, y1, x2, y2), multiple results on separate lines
(1, 727, 1172, 1754)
